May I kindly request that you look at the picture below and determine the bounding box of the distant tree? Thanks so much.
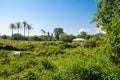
[59,33,73,42]
[41,29,46,35]
[11,34,22,40]
[50,33,54,41]
[80,31,87,39]
[70,34,75,39]
[29,35,41,41]
[26,24,33,40]
[16,22,21,34]
[53,28,64,40]
[16,22,22,41]
[86,34,92,39]
[39,36,46,41]
[23,21,27,37]
[9,23,16,36]
[1,35,9,39]
[76,34,81,38]
[51,33,53,37]
[46,32,52,41]
[47,32,50,37]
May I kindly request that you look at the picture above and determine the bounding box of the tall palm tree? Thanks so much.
[41,29,46,35]
[9,23,16,36]
[47,32,50,36]
[16,22,21,34]
[23,21,27,37]
[27,24,33,40]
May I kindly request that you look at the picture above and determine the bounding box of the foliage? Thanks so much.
[10,34,23,40]
[41,57,56,70]
[0,39,119,79]
[1,35,9,39]
[9,21,33,41]
[59,33,73,43]
[0,43,18,51]
[83,38,97,48]
[92,0,120,55]
[53,27,64,40]
[9,23,16,36]
[0,0,120,79]
[80,31,87,39]
[29,35,41,41]
[52,49,120,80]
[47,46,63,56]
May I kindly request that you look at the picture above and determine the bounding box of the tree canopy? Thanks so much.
[53,28,64,40]
[92,0,120,54]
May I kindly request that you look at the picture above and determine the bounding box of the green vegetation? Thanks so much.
[92,0,120,55]
[0,0,120,79]
[53,28,64,40]
[92,0,120,64]
[0,38,120,79]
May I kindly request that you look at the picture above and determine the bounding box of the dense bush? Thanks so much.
[0,43,3,49]
[1,35,9,39]
[0,40,119,79]
[10,34,22,40]
[3,44,18,50]
[29,36,41,41]
[83,38,97,48]
[52,52,120,80]
[41,58,56,70]
[58,43,76,49]
[47,46,63,56]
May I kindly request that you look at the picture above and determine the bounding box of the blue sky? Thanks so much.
[0,0,101,36]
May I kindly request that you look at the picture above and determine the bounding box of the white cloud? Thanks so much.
[79,28,87,33]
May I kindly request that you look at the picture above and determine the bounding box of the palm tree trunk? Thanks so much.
[17,29,19,41]
[18,29,19,34]
[28,29,29,40]
[24,27,25,37]
[12,28,13,36]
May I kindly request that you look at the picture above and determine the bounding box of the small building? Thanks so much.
[72,38,85,42]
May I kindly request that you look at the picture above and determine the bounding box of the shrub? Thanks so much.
[2,44,18,50]
[29,36,41,41]
[52,51,120,80]
[83,39,96,48]
[58,43,73,49]
[47,46,63,56]
[0,50,8,57]
[1,35,9,39]
[41,58,55,70]
[0,43,3,49]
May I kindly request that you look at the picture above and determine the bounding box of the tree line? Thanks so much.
[0,25,105,42]
[9,21,33,39]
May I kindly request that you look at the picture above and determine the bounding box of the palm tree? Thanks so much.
[16,22,21,34]
[41,29,46,35]
[23,21,27,37]
[9,23,16,36]
[26,24,33,40]
[47,32,50,37]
